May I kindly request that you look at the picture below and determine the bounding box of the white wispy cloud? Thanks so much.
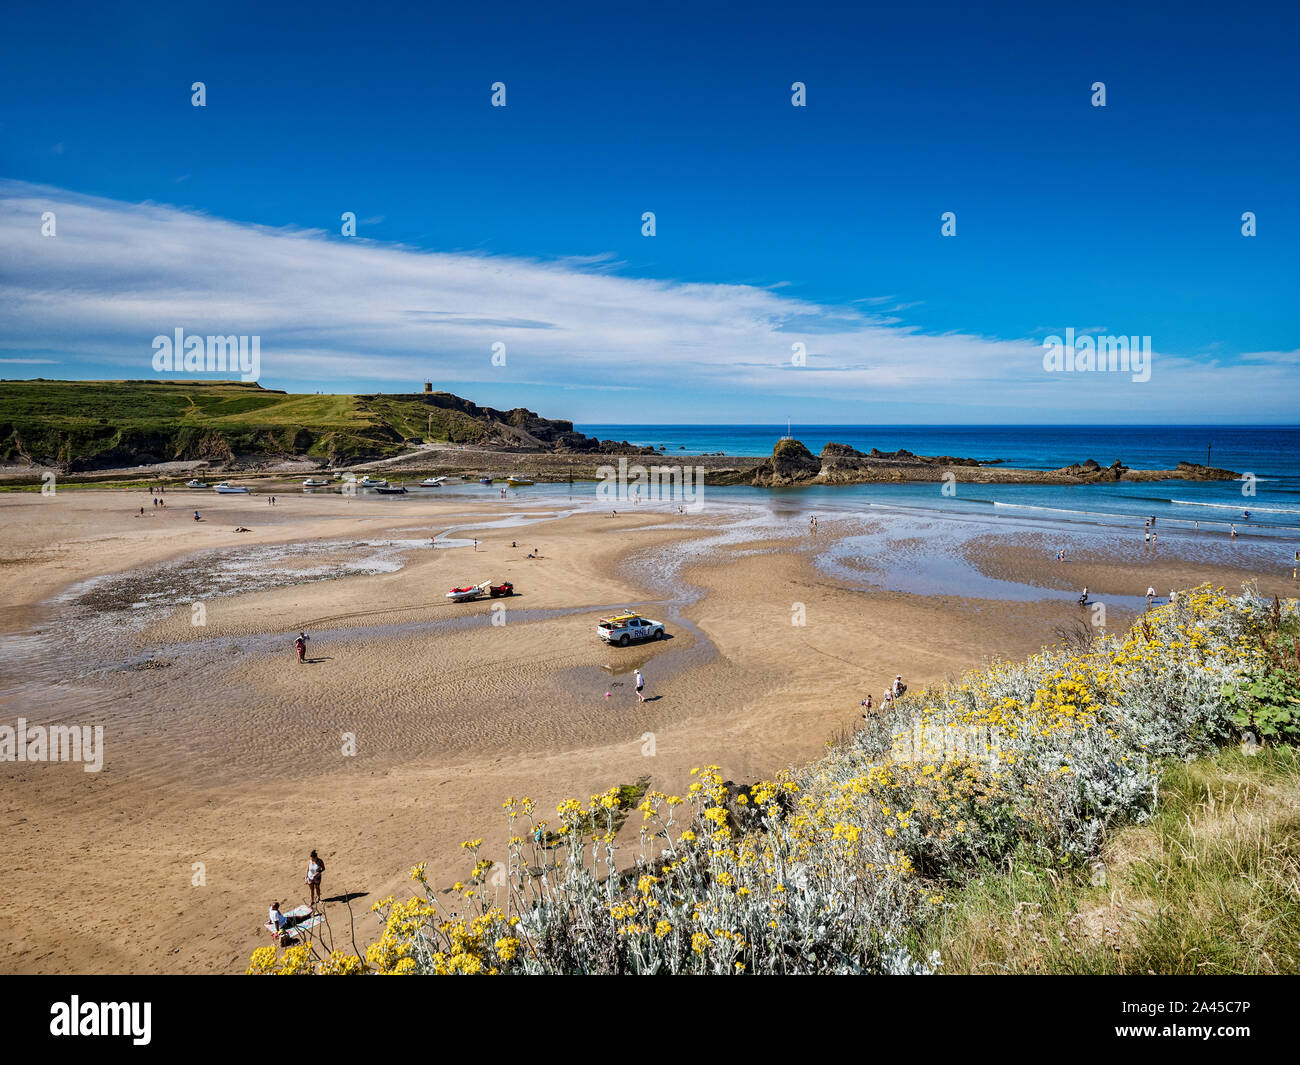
[1,180,1295,420]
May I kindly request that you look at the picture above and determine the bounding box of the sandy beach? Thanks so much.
[0,485,1292,974]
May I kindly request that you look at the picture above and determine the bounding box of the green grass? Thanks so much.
[0,380,517,468]
[912,745,1300,974]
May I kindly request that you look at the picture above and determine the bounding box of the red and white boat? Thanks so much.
[446,581,491,602]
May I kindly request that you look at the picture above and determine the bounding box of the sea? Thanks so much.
[576,424,1300,540]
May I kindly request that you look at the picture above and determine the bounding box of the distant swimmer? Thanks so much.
[1243,510,1251,520]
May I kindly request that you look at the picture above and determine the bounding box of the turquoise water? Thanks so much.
[575,424,1300,538]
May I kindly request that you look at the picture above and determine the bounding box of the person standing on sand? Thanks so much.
[634,669,645,702]
[861,694,873,719]
[1146,586,1155,607]
[1230,524,1237,539]
[306,850,324,907]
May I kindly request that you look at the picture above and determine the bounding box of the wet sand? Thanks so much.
[0,487,1289,973]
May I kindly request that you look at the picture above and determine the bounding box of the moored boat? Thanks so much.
[478,477,494,485]
[505,476,534,486]
[212,482,250,494]
[302,477,330,487]
[185,479,209,488]
[419,477,444,487]
[375,485,407,494]
[359,475,388,487]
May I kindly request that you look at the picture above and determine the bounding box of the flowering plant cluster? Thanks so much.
[248,585,1294,975]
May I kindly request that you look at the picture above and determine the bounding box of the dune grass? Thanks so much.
[916,744,1300,974]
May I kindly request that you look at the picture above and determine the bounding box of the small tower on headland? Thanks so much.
[423,381,432,393]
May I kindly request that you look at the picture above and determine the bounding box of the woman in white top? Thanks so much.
[306,850,324,907]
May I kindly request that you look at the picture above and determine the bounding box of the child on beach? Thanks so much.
[634,669,645,702]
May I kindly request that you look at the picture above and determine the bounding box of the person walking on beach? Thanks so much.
[1230,524,1237,539]
[861,693,873,719]
[295,630,310,663]
[306,850,324,907]
[634,669,645,703]
[1079,586,1089,606]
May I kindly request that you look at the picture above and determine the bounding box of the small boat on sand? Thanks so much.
[376,485,407,494]
[186,479,209,488]
[505,476,534,486]
[478,477,494,485]
[420,477,444,487]
[446,580,492,602]
[358,475,388,487]
[213,482,250,494]
[302,477,330,487]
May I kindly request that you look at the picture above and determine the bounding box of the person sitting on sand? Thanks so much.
[235,526,250,533]
[193,511,201,521]
[269,902,288,931]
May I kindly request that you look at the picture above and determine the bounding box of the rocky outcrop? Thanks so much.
[748,440,1241,487]
[751,439,823,486]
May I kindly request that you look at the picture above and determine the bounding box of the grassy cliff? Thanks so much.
[0,380,595,470]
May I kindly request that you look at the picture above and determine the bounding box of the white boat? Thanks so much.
[505,476,534,486]
[358,475,388,488]
[420,477,444,487]
[185,479,209,488]
[446,580,492,602]
[302,477,330,487]
[212,482,250,494]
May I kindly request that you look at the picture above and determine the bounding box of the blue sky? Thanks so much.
[1,0,1297,423]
